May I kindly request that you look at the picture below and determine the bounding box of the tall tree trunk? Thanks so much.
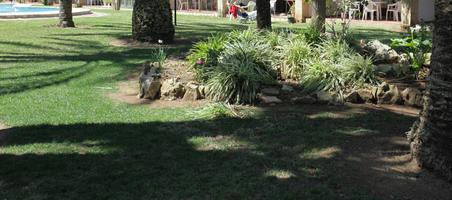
[408,0,452,181]
[311,0,325,32]
[256,0,271,30]
[59,0,75,28]
[113,0,122,10]
[132,0,175,44]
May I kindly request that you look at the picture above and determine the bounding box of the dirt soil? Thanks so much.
[108,37,199,48]
[108,58,452,199]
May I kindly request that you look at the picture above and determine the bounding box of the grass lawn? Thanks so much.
[0,10,417,199]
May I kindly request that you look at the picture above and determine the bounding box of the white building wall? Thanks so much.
[418,0,435,22]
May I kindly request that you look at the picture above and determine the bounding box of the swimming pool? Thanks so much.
[0,3,91,19]
[0,4,59,13]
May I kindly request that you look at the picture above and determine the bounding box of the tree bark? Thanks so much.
[310,0,325,32]
[408,0,452,181]
[113,0,122,10]
[256,0,272,30]
[59,0,75,28]
[132,0,175,44]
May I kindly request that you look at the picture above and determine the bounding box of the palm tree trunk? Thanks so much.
[132,0,175,44]
[59,0,75,28]
[311,0,325,32]
[256,0,271,30]
[408,0,452,181]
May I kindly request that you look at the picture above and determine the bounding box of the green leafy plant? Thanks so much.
[279,37,312,79]
[390,23,432,77]
[221,29,278,77]
[299,24,325,44]
[187,33,227,82]
[150,47,167,68]
[207,59,273,104]
[299,40,378,94]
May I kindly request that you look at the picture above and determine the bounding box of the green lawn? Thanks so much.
[0,10,414,199]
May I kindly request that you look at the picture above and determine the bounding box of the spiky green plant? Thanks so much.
[207,59,273,104]
[279,37,312,79]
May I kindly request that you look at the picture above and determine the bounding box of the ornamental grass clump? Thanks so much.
[299,40,378,93]
[207,59,274,104]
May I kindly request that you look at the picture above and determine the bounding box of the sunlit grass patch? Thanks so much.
[265,169,296,179]
[0,140,119,155]
[188,135,255,151]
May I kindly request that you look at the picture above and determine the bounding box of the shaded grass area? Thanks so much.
[0,9,414,199]
[1,106,416,199]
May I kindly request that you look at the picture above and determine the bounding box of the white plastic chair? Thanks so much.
[178,0,188,10]
[348,1,361,20]
[386,1,401,21]
[362,1,379,21]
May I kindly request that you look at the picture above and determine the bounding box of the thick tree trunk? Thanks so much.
[408,0,452,181]
[113,0,122,10]
[132,0,175,44]
[59,0,75,28]
[256,0,271,30]
[311,0,325,32]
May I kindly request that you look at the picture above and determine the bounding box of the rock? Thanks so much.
[259,95,282,104]
[424,53,432,67]
[376,83,403,104]
[261,87,280,96]
[344,91,363,103]
[291,95,316,104]
[183,82,201,101]
[160,78,185,100]
[138,61,162,99]
[281,84,294,92]
[363,40,399,63]
[315,91,334,104]
[401,88,423,107]
[356,88,377,103]
[374,64,401,74]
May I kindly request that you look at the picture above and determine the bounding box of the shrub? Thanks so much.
[299,40,378,93]
[207,59,273,104]
[220,29,278,77]
[187,33,227,82]
[279,37,312,79]
[390,23,432,77]
[299,24,325,44]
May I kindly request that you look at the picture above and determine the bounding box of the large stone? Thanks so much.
[374,63,401,74]
[315,91,335,104]
[363,40,399,63]
[281,84,294,92]
[291,95,316,104]
[357,88,375,103]
[376,83,403,104]
[401,88,423,107]
[344,91,363,103]
[160,78,185,100]
[138,61,162,99]
[183,82,201,101]
[261,87,280,96]
[259,95,282,104]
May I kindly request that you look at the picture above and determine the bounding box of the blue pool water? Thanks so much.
[0,3,58,13]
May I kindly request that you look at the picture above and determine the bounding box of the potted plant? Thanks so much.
[287,14,296,23]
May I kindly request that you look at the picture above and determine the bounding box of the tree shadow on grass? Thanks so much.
[2,105,449,199]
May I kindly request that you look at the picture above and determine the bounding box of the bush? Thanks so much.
[279,37,312,79]
[207,59,273,104]
[299,40,378,93]
[187,33,227,82]
[220,29,278,77]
